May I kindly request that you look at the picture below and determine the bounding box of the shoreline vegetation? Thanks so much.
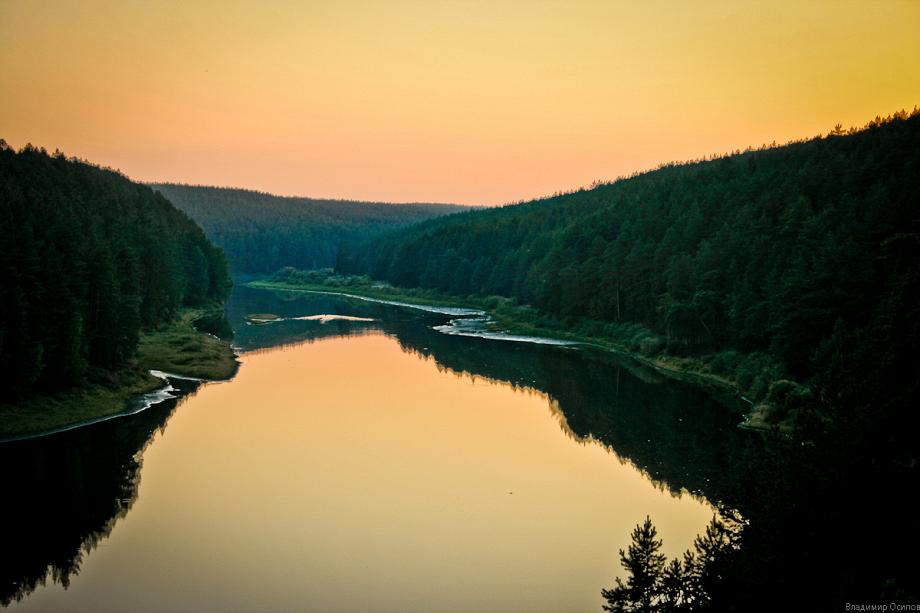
[249,271,791,432]
[1,144,236,443]
[328,114,920,444]
[0,307,237,442]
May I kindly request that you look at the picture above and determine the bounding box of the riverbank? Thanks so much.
[249,277,797,433]
[0,307,238,441]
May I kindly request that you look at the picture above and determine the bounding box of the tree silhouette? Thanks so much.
[338,109,920,414]
[601,516,666,612]
[601,516,739,612]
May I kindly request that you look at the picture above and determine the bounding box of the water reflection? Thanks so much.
[0,379,199,606]
[1,284,754,611]
[231,285,752,506]
[227,290,397,352]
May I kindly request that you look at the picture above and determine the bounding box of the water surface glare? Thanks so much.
[8,299,720,612]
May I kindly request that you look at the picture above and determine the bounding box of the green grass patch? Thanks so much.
[0,307,237,441]
[0,369,164,440]
[137,308,237,380]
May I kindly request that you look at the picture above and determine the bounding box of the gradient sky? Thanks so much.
[2,1,918,205]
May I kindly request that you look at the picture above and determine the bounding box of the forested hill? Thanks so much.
[338,111,920,427]
[150,184,471,275]
[0,143,231,399]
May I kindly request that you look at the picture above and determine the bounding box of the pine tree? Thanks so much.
[683,517,737,609]
[601,516,666,612]
[659,558,691,611]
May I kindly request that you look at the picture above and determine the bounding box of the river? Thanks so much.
[1,285,750,612]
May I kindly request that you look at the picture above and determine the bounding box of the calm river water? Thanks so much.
[1,285,747,612]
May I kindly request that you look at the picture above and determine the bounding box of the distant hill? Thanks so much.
[150,184,472,275]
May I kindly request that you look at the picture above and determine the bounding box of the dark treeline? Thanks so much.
[0,144,231,399]
[151,183,471,275]
[339,111,920,402]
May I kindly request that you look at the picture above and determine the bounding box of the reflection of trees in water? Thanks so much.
[371,307,918,605]
[1,286,864,610]
[239,324,381,356]
[0,380,200,607]
[231,285,757,509]
[389,321,759,510]
[228,287,402,353]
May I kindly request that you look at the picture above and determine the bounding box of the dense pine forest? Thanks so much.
[151,184,471,275]
[0,143,231,400]
[338,112,920,418]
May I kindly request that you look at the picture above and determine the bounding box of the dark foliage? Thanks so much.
[150,183,472,275]
[601,516,738,612]
[0,378,197,606]
[338,111,920,390]
[601,516,667,612]
[0,143,231,399]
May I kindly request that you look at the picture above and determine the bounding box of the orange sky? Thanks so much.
[1,0,918,205]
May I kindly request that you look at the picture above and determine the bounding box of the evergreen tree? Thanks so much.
[602,516,739,612]
[337,109,920,412]
[601,516,666,612]
[0,143,231,400]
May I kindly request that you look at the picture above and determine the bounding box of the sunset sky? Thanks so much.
[2,0,918,205]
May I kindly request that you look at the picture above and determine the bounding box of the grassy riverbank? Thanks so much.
[0,308,237,440]
[250,273,800,433]
[137,308,238,380]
